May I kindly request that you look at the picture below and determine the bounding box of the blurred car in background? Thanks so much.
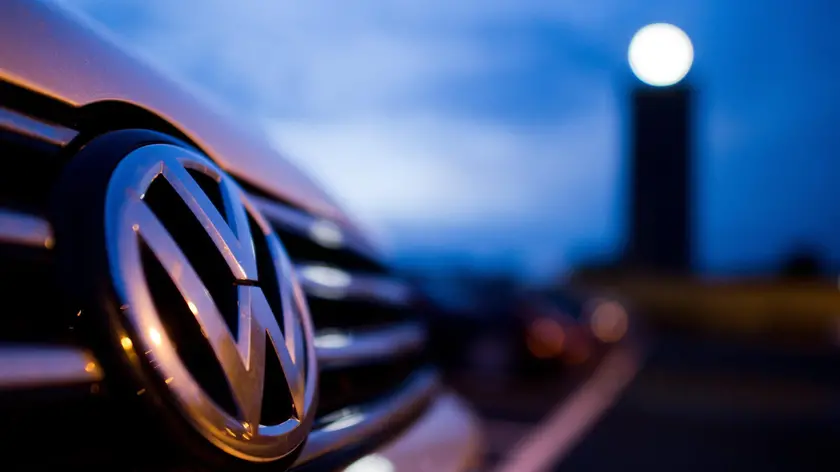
[517,290,630,368]
[0,1,481,470]
[424,278,629,378]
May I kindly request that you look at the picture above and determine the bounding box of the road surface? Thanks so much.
[455,329,840,471]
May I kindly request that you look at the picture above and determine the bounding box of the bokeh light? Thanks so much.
[628,23,694,87]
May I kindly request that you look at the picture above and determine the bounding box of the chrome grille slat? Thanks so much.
[315,322,426,369]
[297,263,413,306]
[0,106,78,146]
[0,345,102,389]
[249,195,382,264]
[296,369,439,465]
[0,210,53,248]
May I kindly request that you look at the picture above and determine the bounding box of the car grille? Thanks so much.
[0,98,120,467]
[247,195,437,467]
[0,84,437,469]
[0,102,77,346]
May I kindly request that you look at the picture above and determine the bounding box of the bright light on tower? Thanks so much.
[628,23,693,87]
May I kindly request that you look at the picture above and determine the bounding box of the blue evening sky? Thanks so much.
[59,0,840,280]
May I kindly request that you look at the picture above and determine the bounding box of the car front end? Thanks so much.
[0,1,482,470]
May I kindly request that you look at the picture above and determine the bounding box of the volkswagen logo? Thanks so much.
[101,142,318,462]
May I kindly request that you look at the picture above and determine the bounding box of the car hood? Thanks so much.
[0,0,359,230]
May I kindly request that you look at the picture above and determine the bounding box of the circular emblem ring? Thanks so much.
[104,144,318,462]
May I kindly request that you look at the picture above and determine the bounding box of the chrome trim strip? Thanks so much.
[297,264,414,306]
[249,195,382,263]
[0,210,54,248]
[0,106,78,146]
[0,345,103,389]
[315,323,426,369]
[296,369,440,465]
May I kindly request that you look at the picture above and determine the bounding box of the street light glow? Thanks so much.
[628,23,694,87]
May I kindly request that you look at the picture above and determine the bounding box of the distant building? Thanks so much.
[570,83,694,281]
[625,84,693,274]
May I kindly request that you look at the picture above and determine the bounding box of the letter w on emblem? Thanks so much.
[127,155,306,429]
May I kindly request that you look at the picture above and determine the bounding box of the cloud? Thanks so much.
[62,0,619,116]
[264,101,619,227]
[62,0,625,271]
[61,0,840,275]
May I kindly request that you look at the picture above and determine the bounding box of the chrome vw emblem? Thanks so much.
[104,144,317,461]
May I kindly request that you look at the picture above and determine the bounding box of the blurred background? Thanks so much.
[60,0,840,470]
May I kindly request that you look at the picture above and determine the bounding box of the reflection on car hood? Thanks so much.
[0,0,358,230]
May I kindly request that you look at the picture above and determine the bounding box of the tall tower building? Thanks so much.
[627,85,693,273]
[624,23,695,274]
